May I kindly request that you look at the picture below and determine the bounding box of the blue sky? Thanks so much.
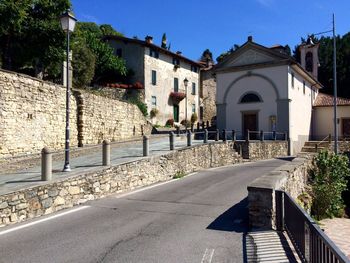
[71,0,349,61]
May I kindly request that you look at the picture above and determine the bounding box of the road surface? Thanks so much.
[0,158,290,263]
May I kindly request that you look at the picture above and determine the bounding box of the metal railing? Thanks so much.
[276,190,349,263]
[315,134,332,151]
[246,130,288,141]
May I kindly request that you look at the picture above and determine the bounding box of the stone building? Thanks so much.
[199,60,217,124]
[105,35,202,126]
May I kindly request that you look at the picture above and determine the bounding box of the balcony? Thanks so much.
[169,89,186,103]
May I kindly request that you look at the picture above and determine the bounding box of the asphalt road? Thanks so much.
[0,158,290,263]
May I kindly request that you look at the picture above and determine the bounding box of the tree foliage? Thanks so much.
[311,151,350,220]
[72,22,127,86]
[294,33,350,99]
[216,44,240,63]
[0,0,70,79]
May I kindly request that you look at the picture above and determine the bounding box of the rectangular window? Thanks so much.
[291,73,294,88]
[150,49,159,58]
[191,82,196,95]
[192,104,196,113]
[191,65,198,73]
[151,96,157,106]
[116,48,122,58]
[174,78,179,92]
[303,81,306,94]
[151,70,157,85]
[173,57,180,65]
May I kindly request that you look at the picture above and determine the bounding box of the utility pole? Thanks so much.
[333,13,338,154]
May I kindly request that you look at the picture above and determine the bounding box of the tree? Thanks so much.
[0,0,71,79]
[99,24,123,37]
[216,44,240,63]
[73,22,127,85]
[200,49,213,62]
[72,37,95,88]
[293,33,350,99]
[161,33,167,49]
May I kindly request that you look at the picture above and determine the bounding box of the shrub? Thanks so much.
[150,108,159,118]
[127,97,148,117]
[190,112,198,124]
[311,151,350,220]
[180,119,191,128]
[173,170,185,179]
[166,119,174,127]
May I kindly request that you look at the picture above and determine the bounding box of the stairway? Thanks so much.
[300,141,330,154]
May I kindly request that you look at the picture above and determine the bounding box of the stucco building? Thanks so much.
[105,35,201,126]
[215,36,326,154]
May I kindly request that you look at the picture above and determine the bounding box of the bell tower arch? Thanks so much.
[299,36,320,80]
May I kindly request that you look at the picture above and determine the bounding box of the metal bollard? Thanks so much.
[197,122,200,131]
[143,135,149,156]
[169,132,174,150]
[222,129,227,142]
[232,130,236,141]
[215,129,219,141]
[187,131,192,146]
[260,130,264,141]
[102,140,110,166]
[204,129,208,143]
[202,122,205,129]
[41,147,52,181]
[206,120,210,128]
[273,130,277,141]
[176,126,180,137]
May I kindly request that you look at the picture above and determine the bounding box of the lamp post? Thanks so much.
[60,10,77,172]
[184,78,189,132]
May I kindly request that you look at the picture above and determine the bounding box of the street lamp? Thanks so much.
[184,78,189,132]
[60,10,77,172]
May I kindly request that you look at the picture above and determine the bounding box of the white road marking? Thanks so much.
[0,206,90,236]
[201,248,215,263]
[115,172,198,199]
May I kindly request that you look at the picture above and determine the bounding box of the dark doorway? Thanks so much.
[173,105,179,122]
[342,118,350,138]
[243,112,258,139]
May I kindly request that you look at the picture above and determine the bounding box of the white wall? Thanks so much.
[144,48,199,125]
[216,66,288,137]
[288,67,316,153]
[313,106,350,139]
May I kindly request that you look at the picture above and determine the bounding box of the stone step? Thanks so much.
[300,146,326,153]
[304,141,329,147]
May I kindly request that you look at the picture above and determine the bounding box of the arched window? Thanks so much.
[239,93,262,103]
[306,51,313,72]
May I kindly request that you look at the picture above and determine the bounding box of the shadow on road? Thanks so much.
[275,156,295,161]
[206,197,248,233]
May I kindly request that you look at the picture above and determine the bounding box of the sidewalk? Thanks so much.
[320,218,350,259]
[0,135,203,196]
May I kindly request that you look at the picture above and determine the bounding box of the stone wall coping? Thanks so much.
[0,141,229,197]
[248,157,309,191]
[248,171,288,190]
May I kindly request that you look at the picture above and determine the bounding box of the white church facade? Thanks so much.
[215,36,350,155]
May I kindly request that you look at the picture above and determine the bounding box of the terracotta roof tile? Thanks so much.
[314,92,350,107]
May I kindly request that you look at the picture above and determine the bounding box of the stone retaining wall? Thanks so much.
[0,142,242,227]
[247,156,313,230]
[234,141,288,160]
[0,69,152,158]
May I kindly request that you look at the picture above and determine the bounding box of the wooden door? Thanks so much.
[342,118,350,138]
[243,113,258,139]
[173,105,179,122]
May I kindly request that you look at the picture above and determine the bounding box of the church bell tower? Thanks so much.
[299,36,320,80]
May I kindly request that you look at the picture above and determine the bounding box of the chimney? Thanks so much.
[176,51,182,55]
[248,36,253,42]
[145,35,153,44]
